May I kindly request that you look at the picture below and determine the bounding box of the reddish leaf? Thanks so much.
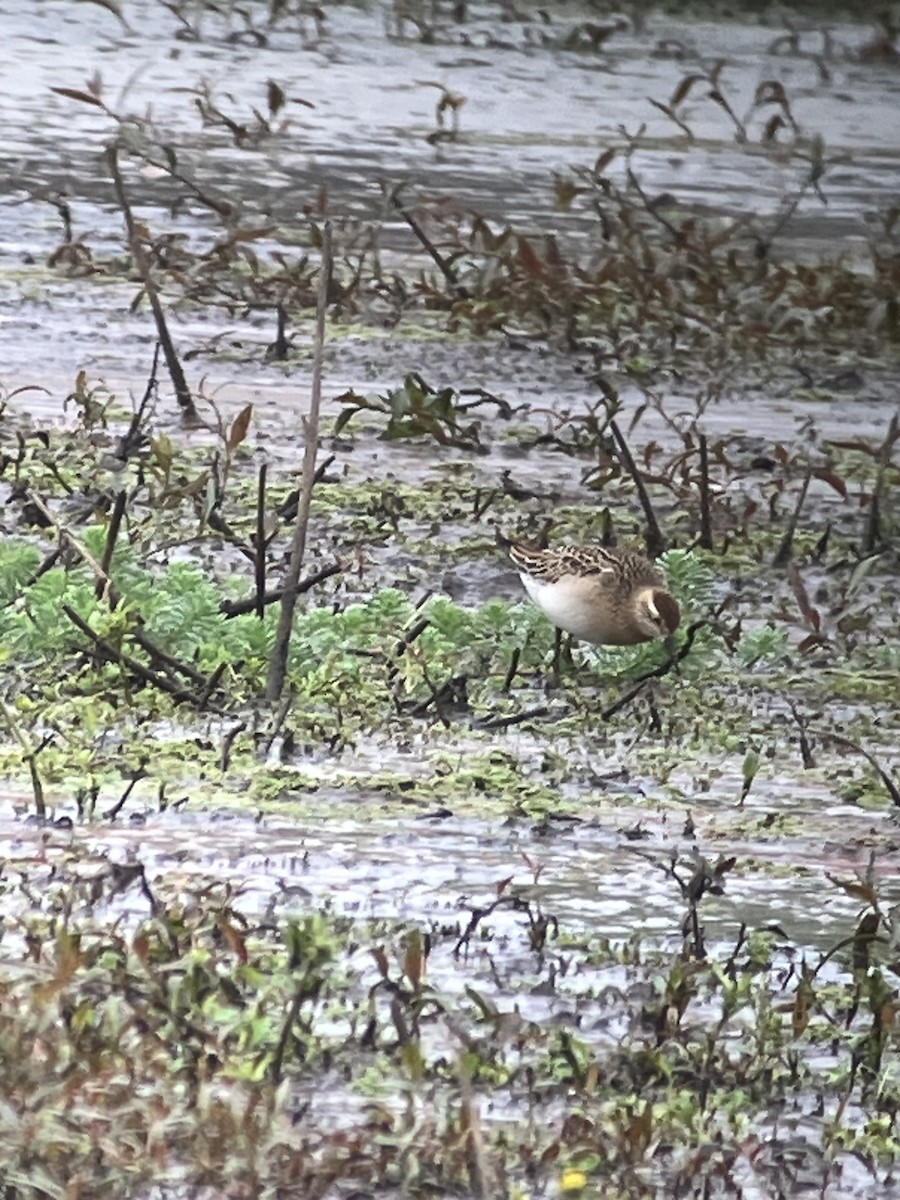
[593,147,616,175]
[219,918,248,964]
[266,79,286,116]
[51,87,105,107]
[671,74,706,107]
[813,468,848,499]
[648,99,676,121]
[825,875,877,905]
[227,403,253,452]
[517,237,544,277]
[789,564,820,631]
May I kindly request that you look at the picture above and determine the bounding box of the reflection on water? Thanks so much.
[2,792,893,955]
[1,0,898,384]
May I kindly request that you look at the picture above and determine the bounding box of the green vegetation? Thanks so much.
[1,842,898,1197]
[1,1,899,1195]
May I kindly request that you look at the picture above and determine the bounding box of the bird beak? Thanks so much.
[664,632,679,660]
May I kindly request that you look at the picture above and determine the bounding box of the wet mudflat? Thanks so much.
[2,1,900,1197]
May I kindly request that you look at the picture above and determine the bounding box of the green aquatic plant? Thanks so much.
[658,547,717,612]
[0,534,786,720]
[333,373,495,451]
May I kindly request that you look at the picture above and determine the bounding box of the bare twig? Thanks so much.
[772,468,811,567]
[266,223,332,700]
[107,144,199,422]
[862,414,899,555]
[475,705,550,731]
[21,548,62,590]
[501,646,521,693]
[116,342,160,460]
[609,419,666,559]
[260,688,295,759]
[104,764,148,820]
[27,490,211,689]
[0,699,50,817]
[601,619,710,721]
[811,730,900,807]
[384,182,469,297]
[255,462,267,619]
[220,563,342,618]
[697,433,714,551]
[198,662,228,712]
[97,490,127,599]
[270,985,308,1085]
[788,701,816,769]
[61,603,226,713]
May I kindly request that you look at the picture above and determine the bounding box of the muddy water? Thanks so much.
[1,0,899,392]
[1,0,898,508]
[3,773,896,957]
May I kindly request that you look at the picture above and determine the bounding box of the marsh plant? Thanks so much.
[0,845,899,1197]
[0,535,723,714]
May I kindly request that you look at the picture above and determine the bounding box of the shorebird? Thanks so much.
[504,539,681,649]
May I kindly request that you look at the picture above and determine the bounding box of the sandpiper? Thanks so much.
[504,539,681,647]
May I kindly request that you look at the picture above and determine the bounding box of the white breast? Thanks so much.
[521,574,609,643]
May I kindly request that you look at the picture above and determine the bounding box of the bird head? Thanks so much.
[635,588,681,642]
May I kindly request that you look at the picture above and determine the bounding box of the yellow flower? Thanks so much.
[560,1169,588,1193]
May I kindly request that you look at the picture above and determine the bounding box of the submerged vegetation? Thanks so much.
[2,852,900,1197]
[1,0,900,1196]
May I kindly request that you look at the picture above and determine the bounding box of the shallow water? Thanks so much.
[4,777,896,957]
[2,13,900,1198]
[1,0,898,390]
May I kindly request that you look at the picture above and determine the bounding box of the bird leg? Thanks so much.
[502,644,522,693]
[551,628,563,684]
[550,630,576,686]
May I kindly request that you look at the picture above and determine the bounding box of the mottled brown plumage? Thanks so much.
[505,540,680,646]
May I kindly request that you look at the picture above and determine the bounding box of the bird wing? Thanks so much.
[508,542,621,583]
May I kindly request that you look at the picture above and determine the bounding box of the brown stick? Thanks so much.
[609,419,666,559]
[107,144,199,422]
[385,182,468,296]
[27,491,212,690]
[772,468,811,567]
[255,462,267,619]
[811,730,900,807]
[97,490,127,599]
[221,563,342,619]
[266,223,332,701]
[862,414,899,555]
[22,548,62,589]
[697,433,714,551]
[600,619,709,721]
[130,627,208,687]
[475,705,550,731]
[117,342,161,460]
[61,604,225,712]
